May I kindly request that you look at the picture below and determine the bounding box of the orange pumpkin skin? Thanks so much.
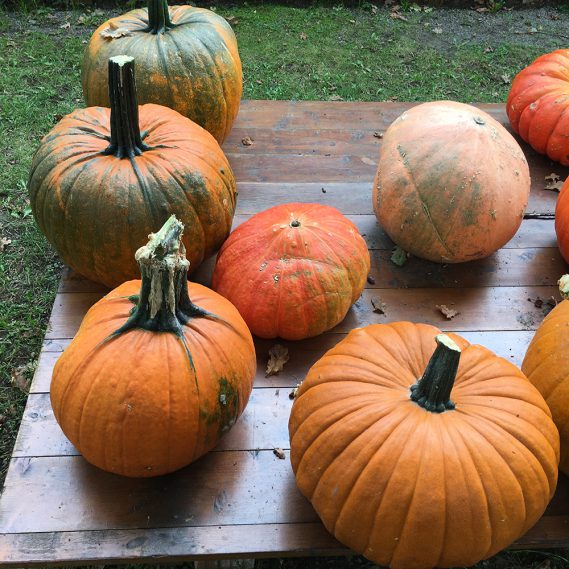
[522,282,569,476]
[28,104,236,288]
[82,3,242,144]
[373,101,530,263]
[555,177,569,263]
[507,49,569,166]
[211,203,370,340]
[51,219,255,478]
[290,322,559,569]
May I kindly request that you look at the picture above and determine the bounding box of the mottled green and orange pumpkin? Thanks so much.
[51,216,256,477]
[289,321,559,569]
[507,49,569,166]
[29,55,236,288]
[373,101,530,263]
[212,203,370,340]
[82,0,242,144]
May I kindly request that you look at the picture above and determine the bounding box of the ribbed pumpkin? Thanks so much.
[555,176,569,263]
[82,0,242,144]
[373,101,530,263]
[51,216,256,478]
[212,203,370,340]
[522,275,569,476]
[289,322,559,569]
[29,56,236,288]
[507,49,569,166]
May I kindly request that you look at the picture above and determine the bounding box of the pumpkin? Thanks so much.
[81,0,242,144]
[289,322,559,569]
[522,274,569,476]
[50,216,256,477]
[373,101,530,263]
[29,55,236,288]
[507,49,569,166]
[211,203,370,340]
[555,176,569,263]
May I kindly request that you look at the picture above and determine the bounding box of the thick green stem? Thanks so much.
[113,216,210,336]
[103,56,149,159]
[145,0,174,34]
[410,334,460,413]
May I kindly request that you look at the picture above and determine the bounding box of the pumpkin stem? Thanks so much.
[112,215,212,337]
[559,274,569,300]
[410,334,460,413]
[146,0,174,34]
[103,56,150,160]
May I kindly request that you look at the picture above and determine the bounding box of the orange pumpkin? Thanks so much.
[289,322,559,569]
[373,101,530,263]
[51,216,256,477]
[29,56,236,288]
[507,49,569,166]
[522,275,569,475]
[212,203,370,340]
[555,176,569,263]
[82,0,242,144]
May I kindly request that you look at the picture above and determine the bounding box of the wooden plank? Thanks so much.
[0,452,315,534]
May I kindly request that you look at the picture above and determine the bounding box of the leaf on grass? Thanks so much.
[266,344,289,377]
[100,22,132,39]
[390,11,408,21]
[436,304,459,320]
[299,32,307,40]
[0,237,12,252]
[432,27,443,34]
[545,173,564,192]
[11,365,32,393]
[371,296,386,314]
[60,22,71,29]
[241,136,254,146]
[273,448,286,460]
[391,246,409,267]
[370,4,378,14]
[501,73,511,84]
[226,15,239,25]
[328,94,343,101]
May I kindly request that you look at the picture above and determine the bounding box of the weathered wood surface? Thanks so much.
[2,100,569,567]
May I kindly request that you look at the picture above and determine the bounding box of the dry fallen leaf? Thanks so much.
[436,304,459,320]
[289,383,301,400]
[390,11,408,21]
[226,15,239,25]
[266,344,289,377]
[545,173,564,191]
[328,94,343,101]
[371,4,379,14]
[432,27,443,34]
[0,237,12,252]
[241,136,254,147]
[100,22,132,39]
[60,22,71,29]
[371,296,386,314]
[273,448,286,460]
[11,365,32,393]
[299,32,307,40]
[501,73,511,84]
[373,131,384,139]
[391,246,409,267]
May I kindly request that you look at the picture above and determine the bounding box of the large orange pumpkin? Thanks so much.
[555,176,569,263]
[373,101,530,263]
[212,203,370,340]
[507,49,569,166]
[51,216,256,478]
[82,0,242,144]
[29,56,236,288]
[522,275,569,476]
[289,322,559,569]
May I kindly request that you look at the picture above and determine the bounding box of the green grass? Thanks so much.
[0,2,568,568]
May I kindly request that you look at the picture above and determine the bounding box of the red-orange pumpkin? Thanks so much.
[29,56,236,288]
[522,275,569,475]
[555,176,569,263]
[373,101,530,263]
[51,216,256,477]
[507,49,569,166]
[290,322,559,569]
[212,203,370,340]
[82,0,242,144]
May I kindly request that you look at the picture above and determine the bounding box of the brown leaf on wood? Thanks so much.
[373,131,384,138]
[361,156,376,166]
[436,304,459,319]
[0,237,12,252]
[100,22,132,39]
[371,296,386,314]
[241,136,254,146]
[11,365,32,393]
[273,448,286,460]
[391,246,409,267]
[545,173,564,192]
[289,383,301,399]
[266,344,289,377]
